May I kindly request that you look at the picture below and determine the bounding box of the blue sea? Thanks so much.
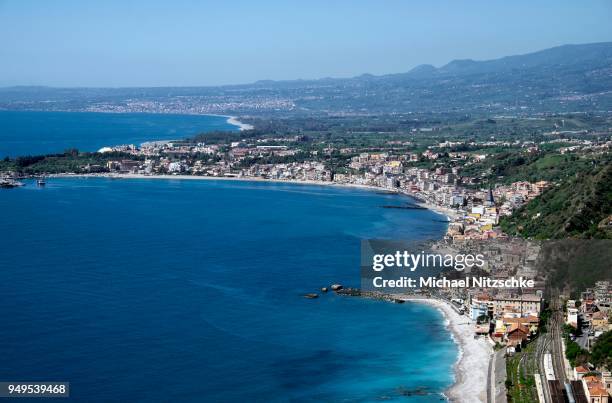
[0,110,237,157]
[0,112,457,401]
[0,178,456,402]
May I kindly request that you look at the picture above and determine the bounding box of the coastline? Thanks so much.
[400,296,493,403]
[199,113,253,131]
[225,116,254,131]
[0,109,254,132]
[44,173,478,399]
[50,173,457,221]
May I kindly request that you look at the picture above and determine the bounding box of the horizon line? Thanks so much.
[1,40,610,90]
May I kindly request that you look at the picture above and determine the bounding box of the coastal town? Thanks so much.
[5,132,612,403]
[442,278,612,403]
[3,2,612,402]
[36,130,598,242]
[4,122,610,243]
[1,115,610,403]
[351,242,611,403]
[421,235,611,403]
[2,122,611,403]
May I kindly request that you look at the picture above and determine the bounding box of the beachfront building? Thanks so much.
[502,316,539,333]
[92,137,557,242]
[492,316,539,345]
[469,294,492,321]
[492,294,542,317]
[168,161,187,173]
[470,300,489,322]
[505,324,530,347]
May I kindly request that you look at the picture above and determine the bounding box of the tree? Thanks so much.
[590,330,612,371]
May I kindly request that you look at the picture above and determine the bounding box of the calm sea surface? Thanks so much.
[0,178,456,402]
[0,111,456,401]
[0,110,236,157]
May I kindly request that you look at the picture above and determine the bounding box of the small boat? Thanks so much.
[37,177,46,186]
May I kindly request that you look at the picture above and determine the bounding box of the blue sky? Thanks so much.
[1,0,611,87]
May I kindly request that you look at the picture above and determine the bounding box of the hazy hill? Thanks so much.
[413,42,612,76]
[1,42,612,115]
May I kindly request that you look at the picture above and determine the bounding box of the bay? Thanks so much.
[0,177,457,402]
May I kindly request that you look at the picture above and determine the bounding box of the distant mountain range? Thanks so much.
[408,42,612,77]
[1,42,612,116]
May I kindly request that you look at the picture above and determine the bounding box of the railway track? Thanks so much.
[537,332,552,403]
[549,295,567,384]
[537,291,568,403]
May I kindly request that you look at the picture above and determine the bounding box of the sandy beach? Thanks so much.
[225,116,254,131]
[401,297,493,403]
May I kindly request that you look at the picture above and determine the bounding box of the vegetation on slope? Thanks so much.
[590,330,612,371]
[563,327,612,371]
[500,157,612,239]
[535,239,612,295]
